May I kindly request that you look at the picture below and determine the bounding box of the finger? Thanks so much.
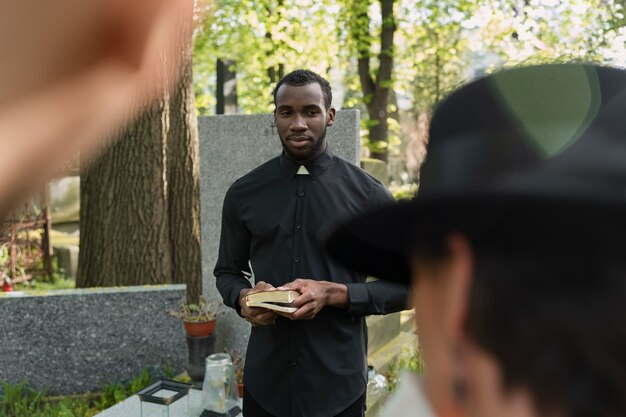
[278,281,299,290]
[282,278,309,290]
[242,305,270,318]
[291,292,315,308]
[252,310,276,321]
[291,303,316,320]
[247,309,270,319]
[255,281,275,291]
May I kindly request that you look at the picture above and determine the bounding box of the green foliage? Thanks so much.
[0,369,156,417]
[192,0,626,170]
[193,0,342,114]
[95,369,153,410]
[385,347,424,392]
[367,139,389,155]
[0,245,9,276]
[340,0,375,58]
[0,381,95,417]
[386,117,402,157]
[388,182,418,201]
[12,256,75,292]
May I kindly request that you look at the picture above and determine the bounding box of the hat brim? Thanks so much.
[325,193,626,284]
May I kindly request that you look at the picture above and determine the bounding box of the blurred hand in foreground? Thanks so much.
[0,0,195,215]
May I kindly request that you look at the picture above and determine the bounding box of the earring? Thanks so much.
[450,345,468,403]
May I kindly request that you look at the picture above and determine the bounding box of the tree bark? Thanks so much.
[168,44,202,303]
[78,36,202,302]
[355,0,396,162]
[78,98,174,288]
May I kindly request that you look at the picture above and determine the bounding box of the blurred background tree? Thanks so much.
[193,0,625,174]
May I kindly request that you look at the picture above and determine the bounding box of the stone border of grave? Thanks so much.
[0,284,187,395]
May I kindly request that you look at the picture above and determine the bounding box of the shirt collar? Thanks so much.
[279,146,334,179]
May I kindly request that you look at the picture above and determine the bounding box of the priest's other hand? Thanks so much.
[278,278,348,320]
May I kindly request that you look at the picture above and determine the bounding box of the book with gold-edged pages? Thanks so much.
[244,290,299,313]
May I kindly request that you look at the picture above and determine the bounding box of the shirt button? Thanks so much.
[294,257,300,263]
[296,224,302,230]
[298,191,305,197]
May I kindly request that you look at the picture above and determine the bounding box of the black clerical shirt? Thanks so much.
[214,147,409,417]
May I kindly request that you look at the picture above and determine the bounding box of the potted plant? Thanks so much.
[169,296,219,337]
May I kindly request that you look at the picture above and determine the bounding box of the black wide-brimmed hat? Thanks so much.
[326,64,626,283]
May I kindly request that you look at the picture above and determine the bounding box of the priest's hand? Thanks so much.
[239,281,277,326]
[278,278,348,320]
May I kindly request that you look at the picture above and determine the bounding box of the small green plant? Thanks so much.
[168,296,218,322]
[95,368,153,410]
[385,347,424,392]
[0,381,45,416]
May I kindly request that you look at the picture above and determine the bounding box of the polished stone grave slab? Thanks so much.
[95,388,242,417]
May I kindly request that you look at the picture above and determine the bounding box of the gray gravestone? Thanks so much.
[0,285,186,394]
[199,110,360,354]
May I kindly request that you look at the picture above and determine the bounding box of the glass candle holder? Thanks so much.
[201,353,240,414]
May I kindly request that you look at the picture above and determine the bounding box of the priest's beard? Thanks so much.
[280,128,328,163]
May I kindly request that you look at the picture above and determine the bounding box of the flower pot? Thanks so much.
[238,383,244,398]
[183,319,216,337]
[186,334,217,382]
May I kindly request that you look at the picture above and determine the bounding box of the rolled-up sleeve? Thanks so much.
[214,187,253,314]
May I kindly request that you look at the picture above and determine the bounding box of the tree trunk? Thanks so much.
[78,99,174,287]
[168,44,202,303]
[78,37,202,302]
[216,59,238,115]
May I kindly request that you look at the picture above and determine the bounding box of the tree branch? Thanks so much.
[358,57,375,98]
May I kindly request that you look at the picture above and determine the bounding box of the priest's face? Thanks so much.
[274,83,335,163]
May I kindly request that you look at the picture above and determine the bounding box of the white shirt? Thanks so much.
[380,372,437,417]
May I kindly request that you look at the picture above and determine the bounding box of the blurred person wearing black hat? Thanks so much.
[327,64,626,417]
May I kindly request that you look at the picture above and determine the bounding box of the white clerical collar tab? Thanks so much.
[297,165,310,175]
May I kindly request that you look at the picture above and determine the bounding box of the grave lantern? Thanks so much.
[201,353,241,417]
[138,379,191,417]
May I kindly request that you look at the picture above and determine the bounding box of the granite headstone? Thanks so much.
[0,285,187,394]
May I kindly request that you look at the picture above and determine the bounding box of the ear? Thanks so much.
[327,107,336,126]
[442,233,474,345]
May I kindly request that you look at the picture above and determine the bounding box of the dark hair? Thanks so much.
[466,248,626,417]
[273,69,332,110]
[415,210,626,417]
